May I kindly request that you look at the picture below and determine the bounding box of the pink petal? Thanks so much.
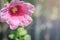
[19,15,33,27]
[10,25,18,30]
[6,17,20,30]
[0,7,9,22]
[6,15,32,30]
[9,0,24,7]
[24,3,35,15]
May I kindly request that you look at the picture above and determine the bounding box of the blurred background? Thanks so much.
[0,0,60,40]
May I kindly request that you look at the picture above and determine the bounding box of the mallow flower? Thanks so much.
[0,0,35,30]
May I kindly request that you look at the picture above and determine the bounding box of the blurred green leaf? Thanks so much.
[7,0,11,2]
[9,31,17,39]
[17,27,27,36]
[9,33,15,39]
[24,35,31,40]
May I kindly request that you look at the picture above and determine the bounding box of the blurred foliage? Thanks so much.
[5,0,35,5]
[4,0,11,3]
[0,22,3,31]
[7,0,11,2]
[25,0,35,5]
[9,27,31,40]
[41,7,46,16]
[50,7,58,20]
[40,0,46,16]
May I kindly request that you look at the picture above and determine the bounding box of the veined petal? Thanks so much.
[9,0,24,7]
[6,16,20,30]
[0,7,9,22]
[10,25,18,30]
[24,3,35,15]
[19,15,33,27]
[6,15,32,30]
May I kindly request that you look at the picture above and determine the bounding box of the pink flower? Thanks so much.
[0,0,35,30]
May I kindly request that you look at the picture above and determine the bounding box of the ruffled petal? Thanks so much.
[10,25,18,30]
[0,7,9,22]
[6,16,20,30]
[6,15,32,30]
[24,3,35,15]
[19,15,33,27]
[10,0,24,7]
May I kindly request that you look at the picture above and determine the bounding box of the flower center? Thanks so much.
[9,5,19,16]
[9,5,26,16]
[12,7,18,13]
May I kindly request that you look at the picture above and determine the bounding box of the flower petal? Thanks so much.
[0,7,9,22]
[24,3,35,15]
[19,15,33,27]
[10,0,24,7]
[6,16,20,30]
[6,15,32,30]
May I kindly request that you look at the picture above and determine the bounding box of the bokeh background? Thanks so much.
[0,0,60,40]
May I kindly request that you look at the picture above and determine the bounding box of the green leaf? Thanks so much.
[9,31,17,39]
[9,33,15,39]
[17,29,27,36]
[24,35,31,40]
[15,38,19,40]
[17,27,25,32]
